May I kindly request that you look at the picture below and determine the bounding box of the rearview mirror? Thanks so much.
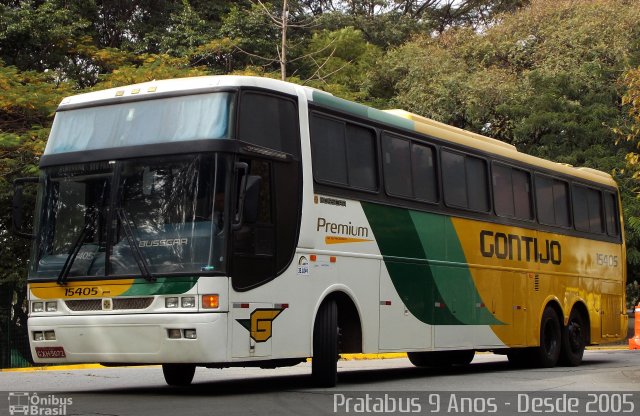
[12,177,39,239]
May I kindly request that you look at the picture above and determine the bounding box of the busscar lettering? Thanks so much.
[139,238,188,247]
[480,230,561,265]
[317,217,369,238]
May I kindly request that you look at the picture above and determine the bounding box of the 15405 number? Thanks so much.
[64,287,99,297]
[596,253,618,267]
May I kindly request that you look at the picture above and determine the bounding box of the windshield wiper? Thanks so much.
[116,208,155,282]
[57,212,97,285]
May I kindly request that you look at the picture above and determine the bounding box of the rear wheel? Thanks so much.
[162,364,196,386]
[533,307,562,367]
[559,309,586,366]
[408,350,475,368]
[312,299,339,387]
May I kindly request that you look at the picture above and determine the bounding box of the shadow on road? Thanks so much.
[80,356,613,397]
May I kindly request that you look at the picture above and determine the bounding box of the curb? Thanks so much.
[1,348,631,372]
[0,364,106,373]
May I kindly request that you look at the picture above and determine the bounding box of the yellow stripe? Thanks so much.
[325,236,373,245]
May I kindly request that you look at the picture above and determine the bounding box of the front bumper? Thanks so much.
[29,313,228,364]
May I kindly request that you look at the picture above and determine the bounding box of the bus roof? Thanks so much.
[57,75,616,188]
[308,90,617,188]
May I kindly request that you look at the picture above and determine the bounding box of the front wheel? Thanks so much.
[162,364,196,386]
[312,299,339,387]
[559,309,586,366]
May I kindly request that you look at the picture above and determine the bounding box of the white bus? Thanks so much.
[15,76,626,387]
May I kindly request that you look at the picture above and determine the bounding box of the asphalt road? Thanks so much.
[1,350,639,416]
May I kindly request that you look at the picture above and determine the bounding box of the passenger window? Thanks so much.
[493,163,533,220]
[310,112,377,191]
[383,134,438,202]
[572,185,604,234]
[512,169,532,220]
[536,175,570,227]
[310,115,348,185]
[346,124,377,190]
[442,149,489,212]
[442,151,467,208]
[411,143,438,202]
[604,192,620,236]
[238,92,299,155]
[382,134,412,197]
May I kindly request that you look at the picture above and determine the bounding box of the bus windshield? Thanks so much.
[44,92,233,155]
[30,153,230,280]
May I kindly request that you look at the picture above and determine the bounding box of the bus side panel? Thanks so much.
[451,217,625,347]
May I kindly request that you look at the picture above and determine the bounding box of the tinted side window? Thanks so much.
[572,185,589,232]
[586,187,603,233]
[604,192,620,236]
[310,112,377,191]
[573,185,604,234]
[493,164,514,217]
[467,157,489,212]
[346,124,377,190]
[310,115,348,185]
[512,169,532,220]
[536,175,570,227]
[442,149,488,212]
[411,143,438,202]
[238,92,298,155]
[553,180,570,227]
[442,150,467,208]
[382,134,412,197]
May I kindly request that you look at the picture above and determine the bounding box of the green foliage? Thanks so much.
[157,0,212,56]
[219,2,280,70]
[368,0,640,281]
[0,0,91,72]
[301,27,382,100]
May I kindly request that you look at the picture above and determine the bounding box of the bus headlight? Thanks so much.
[181,297,195,308]
[33,332,44,341]
[165,297,179,308]
[46,301,57,312]
[32,302,44,313]
[44,331,56,341]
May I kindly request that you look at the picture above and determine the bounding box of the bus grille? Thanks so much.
[65,297,154,311]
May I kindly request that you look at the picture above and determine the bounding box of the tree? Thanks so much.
[368,0,640,282]
[0,62,73,366]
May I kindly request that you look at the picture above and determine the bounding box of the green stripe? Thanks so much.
[311,91,414,131]
[121,276,199,296]
[363,203,502,325]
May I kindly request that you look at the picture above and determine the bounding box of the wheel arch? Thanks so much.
[311,286,363,354]
[568,300,591,345]
[544,298,564,325]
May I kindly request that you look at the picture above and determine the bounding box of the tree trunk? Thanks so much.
[281,0,288,80]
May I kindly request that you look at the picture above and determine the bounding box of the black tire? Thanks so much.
[162,364,196,386]
[408,350,475,368]
[312,299,339,387]
[506,348,533,367]
[533,307,562,368]
[559,309,586,367]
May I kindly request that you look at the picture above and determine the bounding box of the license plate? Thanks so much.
[35,346,66,359]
